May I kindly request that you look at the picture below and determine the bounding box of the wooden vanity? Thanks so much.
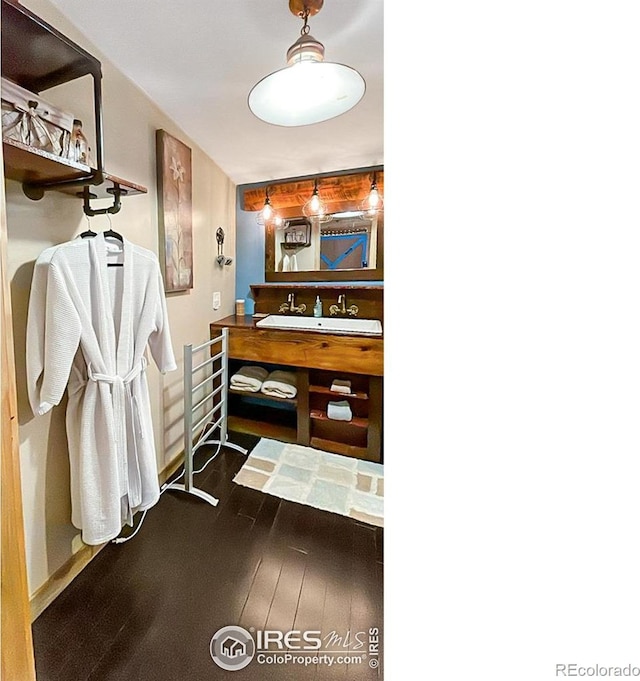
[211,286,383,462]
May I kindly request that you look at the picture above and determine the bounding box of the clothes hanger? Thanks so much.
[103,215,123,243]
[103,215,124,267]
[79,215,97,239]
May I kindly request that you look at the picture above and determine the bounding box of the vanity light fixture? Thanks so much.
[361,172,384,216]
[248,0,366,127]
[302,178,330,222]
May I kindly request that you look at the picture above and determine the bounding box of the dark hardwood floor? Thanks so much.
[32,433,384,680]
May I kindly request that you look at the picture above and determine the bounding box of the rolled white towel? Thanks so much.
[261,370,297,399]
[230,365,269,392]
[330,378,352,394]
[327,400,353,422]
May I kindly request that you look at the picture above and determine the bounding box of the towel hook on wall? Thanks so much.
[215,227,233,266]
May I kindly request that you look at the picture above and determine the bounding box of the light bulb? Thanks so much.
[256,189,281,227]
[367,188,381,209]
[308,194,321,213]
[303,180,329,221]
[361,176,384,215]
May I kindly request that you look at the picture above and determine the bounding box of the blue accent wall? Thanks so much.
[235,188,265,315]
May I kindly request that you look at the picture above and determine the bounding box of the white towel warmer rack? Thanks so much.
[165,328,247,506]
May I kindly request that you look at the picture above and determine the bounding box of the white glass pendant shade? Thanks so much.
[249,61,365,127]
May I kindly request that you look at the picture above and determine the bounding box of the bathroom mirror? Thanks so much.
[267,212,383,281]
[241,167,384,282]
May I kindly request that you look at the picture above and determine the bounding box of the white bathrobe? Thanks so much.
[27,233,176,545]
[26,243,61,415]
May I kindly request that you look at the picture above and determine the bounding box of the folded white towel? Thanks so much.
[261,370,297,399]
[330,378,352,395]
[230,365,269,392]
[327,400,353,422]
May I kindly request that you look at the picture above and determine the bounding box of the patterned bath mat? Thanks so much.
[233,438,383,527]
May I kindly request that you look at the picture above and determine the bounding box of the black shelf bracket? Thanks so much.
[81,184,125,216]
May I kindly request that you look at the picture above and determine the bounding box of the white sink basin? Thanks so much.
[256,315,382,336]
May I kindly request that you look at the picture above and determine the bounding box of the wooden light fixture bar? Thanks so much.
[242,170,384,219]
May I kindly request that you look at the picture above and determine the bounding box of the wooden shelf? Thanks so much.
[308,384,368,400]
[228,415,297,443]
[3,138,90,183]
[1,0,147,204]
[310,409,368,429]
[229,387,296,405]
[309,437,371,461]
[2,138,147,198]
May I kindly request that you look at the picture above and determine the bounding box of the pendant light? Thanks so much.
[361,172,384,216]
[248,0,366,127]
[256,187,284,228]
[302,179,330,222]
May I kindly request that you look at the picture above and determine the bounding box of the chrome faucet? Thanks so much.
[278,292,306,315]
[329,293,358,317]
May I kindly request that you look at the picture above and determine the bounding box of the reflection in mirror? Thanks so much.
[273,212,378,273]
[319,212,377,272]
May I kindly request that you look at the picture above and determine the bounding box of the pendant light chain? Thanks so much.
[300,8,311,35]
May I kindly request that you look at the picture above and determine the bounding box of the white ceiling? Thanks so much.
[47,0,384,186]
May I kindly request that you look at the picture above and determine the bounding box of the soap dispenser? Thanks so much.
[313,295,323,318]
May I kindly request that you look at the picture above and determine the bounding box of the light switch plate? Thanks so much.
[213,291,221,310]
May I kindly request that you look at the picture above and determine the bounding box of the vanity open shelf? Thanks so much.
[226,359,299,443]
[309,410,368,428]
[228,386,297,405]
[308,384,369,400]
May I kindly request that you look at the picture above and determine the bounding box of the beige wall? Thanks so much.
[4,0,237,595]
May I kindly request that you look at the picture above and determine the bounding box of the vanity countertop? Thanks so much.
[250,283,383,291]
[210,315,383,376]
[212,314,263,329]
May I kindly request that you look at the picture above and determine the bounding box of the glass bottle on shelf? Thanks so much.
[71,119,91,166]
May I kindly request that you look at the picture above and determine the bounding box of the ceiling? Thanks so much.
[46,0,384,186]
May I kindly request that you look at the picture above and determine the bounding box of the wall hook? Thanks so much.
[215,227,233,266]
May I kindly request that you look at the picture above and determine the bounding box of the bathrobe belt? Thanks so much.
[87,357,148,511]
